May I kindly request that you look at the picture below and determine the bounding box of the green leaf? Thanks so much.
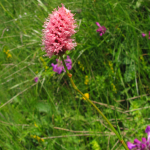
[36,102,50,113]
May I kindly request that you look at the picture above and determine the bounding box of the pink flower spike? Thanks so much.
[142,33,146,37]
[42,4,77,58]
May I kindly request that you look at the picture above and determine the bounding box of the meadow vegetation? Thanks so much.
[0,0,150,149]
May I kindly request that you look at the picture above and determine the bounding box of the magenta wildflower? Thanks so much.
[42,4,77,58]
[127,126,150,150]
[96,22,106,36]
[142,33,146,37]
[34,77,39,82]
[51,56,72,74]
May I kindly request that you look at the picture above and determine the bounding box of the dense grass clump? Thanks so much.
[0,0,150,149]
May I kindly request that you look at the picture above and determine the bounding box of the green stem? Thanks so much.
[60,55,128,150]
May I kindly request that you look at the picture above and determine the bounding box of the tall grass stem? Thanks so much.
[60,55,129,150]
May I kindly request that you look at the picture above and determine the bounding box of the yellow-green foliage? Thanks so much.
[91,140,100,150]
[40,57,49,71]
[78,61,84,71]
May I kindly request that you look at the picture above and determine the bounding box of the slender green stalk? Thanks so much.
[60,55,129,150]
[0,2,14,19]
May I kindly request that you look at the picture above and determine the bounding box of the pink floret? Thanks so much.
[42,4,77,58]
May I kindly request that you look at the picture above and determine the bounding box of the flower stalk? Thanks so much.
[60,55,129,150]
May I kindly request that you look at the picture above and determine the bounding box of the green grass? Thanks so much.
[0,0,150,149]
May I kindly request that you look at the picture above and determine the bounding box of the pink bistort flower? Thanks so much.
[42,4,77,58]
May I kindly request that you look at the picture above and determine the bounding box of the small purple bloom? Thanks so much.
[127,126,150,150]
[134,139,141,144]
[51,63,63,74]
[34,77,39,82]
[96,22,101,27]
[145,126,150,141]
[65,56,72,70]
[142,138,147,143]
[96,22,106,36]
[142,33,146,37]
[51,56,72,74]
[127,141,137,150]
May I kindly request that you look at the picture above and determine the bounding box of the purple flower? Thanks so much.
[142,33,146,37]
[34,77,39,82]
[96,22,106,36]
[145,126,150,141]
[51,56,72,74]
[127,126,150,150]
[127,141,137,150]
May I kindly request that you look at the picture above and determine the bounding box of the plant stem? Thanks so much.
[60,55,128,150]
